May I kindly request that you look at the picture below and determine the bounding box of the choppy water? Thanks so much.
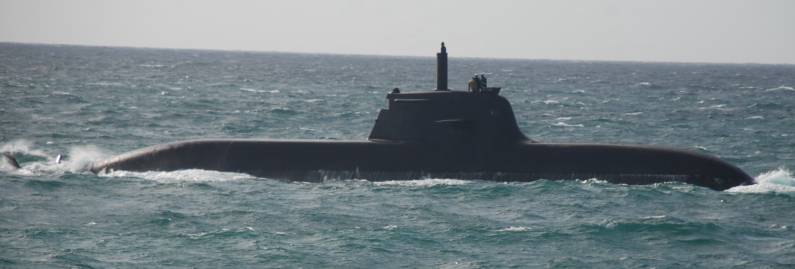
[1,43,795,268]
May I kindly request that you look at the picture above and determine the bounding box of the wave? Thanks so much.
[728,167,795,193]
[374,178,472,187]
[552,122,584,128]
[497,226,531,232]
[86,81,127,87]
[138,64,166,68]
[634,81,663,89]
[1,139,51,159]
[100,169,257,183]
[0,140,109,175]
[764,86,794,92]
[240,87,279,94]
[65,145,109,172]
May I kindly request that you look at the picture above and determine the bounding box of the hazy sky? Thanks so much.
[2,0,794,64]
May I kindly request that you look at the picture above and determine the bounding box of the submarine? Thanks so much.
[89,43,754,191]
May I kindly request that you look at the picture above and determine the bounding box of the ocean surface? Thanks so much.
[1,43,794,268]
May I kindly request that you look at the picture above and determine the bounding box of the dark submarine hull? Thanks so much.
[91,139,753,190]
[90,44,755,191]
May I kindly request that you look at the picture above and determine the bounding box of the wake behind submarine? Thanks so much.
[90,43,754,190]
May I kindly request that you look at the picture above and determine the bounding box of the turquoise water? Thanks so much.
[1,43,795,268]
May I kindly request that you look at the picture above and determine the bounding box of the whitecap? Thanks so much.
[578,178,609,184]
[728,167,795,193]
[542,99,560,105]
[552,122,584,128]
[138,64,165,68]
[0,158,19,172]
[764,86,794,92]
[66,145,110,172]
[1,139,51,158]
[100,169,256,183]
[624,112,643,116]
[374,178,472,187]
[497,226,530,232]
[1,142,110,175]
[51,91,72,96]
[240,88,281,94]
[745,115,765,120]
[86,81,126,87]
[698,104,733,111]
[240,87,265,93]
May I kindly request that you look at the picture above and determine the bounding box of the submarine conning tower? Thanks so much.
[369,43,529,146]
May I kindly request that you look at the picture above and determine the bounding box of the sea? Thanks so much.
[1,42,794,268]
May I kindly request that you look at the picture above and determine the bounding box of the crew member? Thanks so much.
[468,75,480,92]
[479,74,487,90]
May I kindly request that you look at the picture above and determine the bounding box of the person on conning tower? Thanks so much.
[468,75,480,92]
[479,74,487,90]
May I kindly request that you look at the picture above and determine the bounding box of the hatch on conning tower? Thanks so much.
[368,43,529,145]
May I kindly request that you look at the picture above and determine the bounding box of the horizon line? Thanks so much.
[1,41,793,67]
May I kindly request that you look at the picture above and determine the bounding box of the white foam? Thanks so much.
[764,86,794,92]
[374,178,472,187]
[578,178,609,184]
[382,225,398,230]
[0,158,19,172]
[497,226,530,232]
[728,167,795,193]
[0,141,113,175]
[239,87,265,93]
[552,122,584,128]
[100,169,256,183]
[138,64,165,68]
[240,87,280,94]
[693,145,709,151]
[86,81,126,87]
[1,139,51,158]
[66,145,110,172]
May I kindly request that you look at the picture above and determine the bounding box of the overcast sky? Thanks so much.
[1,0,794,64]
